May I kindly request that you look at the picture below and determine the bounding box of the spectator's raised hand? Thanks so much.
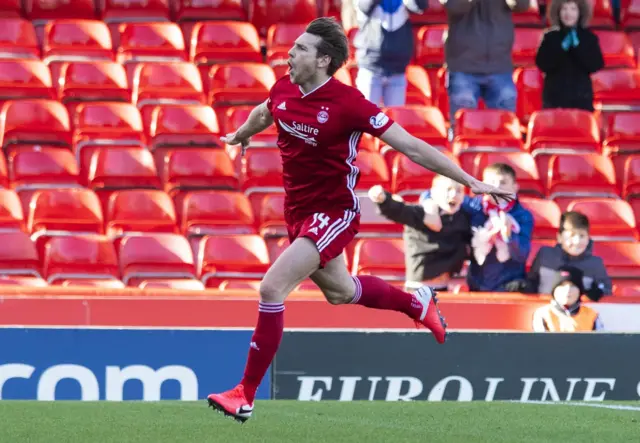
[368,185,387,204]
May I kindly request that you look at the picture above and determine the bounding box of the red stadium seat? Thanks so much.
[9,147,80,192]
[146,104,220,150]
[519,197,561,240]
[42,234,120,284]
[106,189,177,236]
[471,152,544,197]
[353,151,390,191]
[116,22,187,82]
[190,21,261,79]
[512,28,543,67]
[590,0,616,28]
[58,278,124,288]
[25,0,97,24]
[453,109,524,163]
[352,238,405,281]
[592,68,640,111]
[0,99,71,149]
[512,0,543,26]
[258,193,286,237]
[0,153,7,188]
[0,59,55,100]
[0,18,39,59]
[139,278,204,290]
[567,198,638,241]
[602,111,640,158]
[513,67,543,123]
[132,62,205,111]
[42,20,113,67]
[0,231,40,277]
[392,150,459,197]
[265,236,288,262]
[163,149,239,197]
[86,147,161,193]
[181,190,255,237]
[0,189,24,231]
[208,62,275,107]
[250,0,317,36]
[526,109,601,156]
[546,153,618,201]
[414,25,446,67]
[358,196,403,237]
[266,23,306,67]
[405,65,433,106]
[621,154,640,198]
[621,0,640,29]
[595,30,636,68]
[384,105,448,150]
[119,233,196,285]
[173,0,247,22]
[199,234,270,287]
[27,188,104,239]
[101,0,170,23]
[223,105,277,147]
[72,102,145,166]
[241,148,284,215]
[0,276,47,286]
[57,61,129,104]
[592,241,640,278]
[0,0,21,18]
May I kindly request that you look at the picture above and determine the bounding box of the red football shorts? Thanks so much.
[286,209,360,268]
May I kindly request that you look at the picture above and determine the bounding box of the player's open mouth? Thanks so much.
[287,61,293,75]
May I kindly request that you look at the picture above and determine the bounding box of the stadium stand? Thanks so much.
[0,1,634,302]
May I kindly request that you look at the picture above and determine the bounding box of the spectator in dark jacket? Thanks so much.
[421,163,534,292]
[526,211,612,301]
[353,0,427,106]
[368,175,470,291]
[535,0,605,111]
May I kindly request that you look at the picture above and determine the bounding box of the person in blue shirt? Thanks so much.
[421,163,534,291]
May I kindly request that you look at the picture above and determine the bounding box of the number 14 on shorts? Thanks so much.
[308,212,330,235]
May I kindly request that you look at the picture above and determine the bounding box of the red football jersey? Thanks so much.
[266,76,394,220]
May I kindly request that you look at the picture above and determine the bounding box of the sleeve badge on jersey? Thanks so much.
[370,112,389,129]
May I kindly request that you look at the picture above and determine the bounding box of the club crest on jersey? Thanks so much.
[317,106,329,124]
[370,112,389,129]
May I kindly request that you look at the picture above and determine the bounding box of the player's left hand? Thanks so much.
[469,179,515,204]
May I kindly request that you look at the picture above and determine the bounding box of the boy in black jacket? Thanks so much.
[368,175,471,291]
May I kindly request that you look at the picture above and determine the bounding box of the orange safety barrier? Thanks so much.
[0,287,637,331]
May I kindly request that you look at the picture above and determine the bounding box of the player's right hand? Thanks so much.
[220,131,250,156]
[469,179,515,204]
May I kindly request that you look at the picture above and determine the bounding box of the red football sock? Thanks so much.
[240,302,284,404]
[351,276,423,320]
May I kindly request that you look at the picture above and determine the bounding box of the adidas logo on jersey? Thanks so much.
[277,101,287,110]
[309,227,319,235]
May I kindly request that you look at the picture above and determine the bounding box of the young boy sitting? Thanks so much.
[532,266,604,332]
[526,211,611,300]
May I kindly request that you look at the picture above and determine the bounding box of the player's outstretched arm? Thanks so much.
[221,100,274,153]
[380,123,515,201]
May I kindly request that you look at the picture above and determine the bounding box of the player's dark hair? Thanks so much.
[560,211,590,232]
[484,162,517,181]
[305,17,349,76]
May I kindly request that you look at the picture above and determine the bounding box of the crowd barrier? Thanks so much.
[1,328,639,402]
[1,287,639,331]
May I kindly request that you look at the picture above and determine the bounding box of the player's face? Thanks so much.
[288,33,329,85]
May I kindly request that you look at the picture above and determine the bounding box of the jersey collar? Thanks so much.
[299,76,332,98]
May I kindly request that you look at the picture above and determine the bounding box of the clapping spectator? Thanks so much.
[535,0,604,111]
[443,0,529,133]
[368,175,470,291]
[532,265,604,332]
[353,0,427,106]
[526,211,611,301]
[422,163,534,292]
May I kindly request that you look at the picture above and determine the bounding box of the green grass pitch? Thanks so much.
[1,401,638,443]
